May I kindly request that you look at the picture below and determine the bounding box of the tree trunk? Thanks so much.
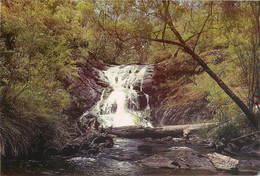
[150,38,258,128]
[256,2,260,48]
[183,46,258,128]
[111,123,218,138]
[153,1,259,128]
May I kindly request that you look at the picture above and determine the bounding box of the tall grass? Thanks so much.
[0,109,70,158]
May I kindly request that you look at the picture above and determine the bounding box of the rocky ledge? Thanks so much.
[138,135,259,174]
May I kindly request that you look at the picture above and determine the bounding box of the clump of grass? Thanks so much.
[0,109,70,158]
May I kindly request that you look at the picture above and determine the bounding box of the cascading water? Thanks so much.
[93,65,152,128]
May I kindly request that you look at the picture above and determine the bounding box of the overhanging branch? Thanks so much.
[146,38,185,48]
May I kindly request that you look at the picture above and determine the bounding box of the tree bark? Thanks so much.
[111,123,218,138]
[256,2,260,48]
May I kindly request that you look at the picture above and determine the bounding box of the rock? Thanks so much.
[93,135,114,148]
[140,146,216,172]
[143,137,153,142]
[161,136,173,141]
[78,113,98,134]
[147,60,214,126]
[61,146,79,156]
[106,134,117,139]
[140,154,179,169]
[41,171,55,175]
[172,138,185,144]
[46,147,61,156]
[166,147,216,171]
[63,60,107,121]
[60,130,114,156]
[168,146,196,152]
[138,91,148,110]
[207,152,239,171]
[183,129,190,140]
[61,133,97,156]
[207,142,216,150]
[112,154,132,161]
[138,145,153,152]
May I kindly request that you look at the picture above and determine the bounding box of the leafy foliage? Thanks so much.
[0,0,80,156]
[0,0,259,156]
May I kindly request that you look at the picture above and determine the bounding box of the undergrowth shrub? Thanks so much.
[0,109,71,158]
[192,51,257,141]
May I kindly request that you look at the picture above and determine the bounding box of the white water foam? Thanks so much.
[94,65,152,128]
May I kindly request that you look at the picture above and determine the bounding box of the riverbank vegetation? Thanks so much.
[1,0,259,158]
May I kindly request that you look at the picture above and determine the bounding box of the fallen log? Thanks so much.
[111,123,218,138]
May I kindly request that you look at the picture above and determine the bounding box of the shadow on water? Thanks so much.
[1,138,259,176]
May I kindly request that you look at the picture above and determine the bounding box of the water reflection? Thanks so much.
[1,138,258,176]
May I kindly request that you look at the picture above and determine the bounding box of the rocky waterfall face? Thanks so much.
[66,59,213,128]
[91,65,153,128]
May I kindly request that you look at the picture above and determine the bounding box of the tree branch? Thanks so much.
[146,38,185,48]
[149,1,259,128]
[192,1,213,51]
[162,1,186,45]
[162,21,167,49]
[161,0,170,49]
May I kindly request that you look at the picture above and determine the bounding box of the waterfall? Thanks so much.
[93,65,152,128]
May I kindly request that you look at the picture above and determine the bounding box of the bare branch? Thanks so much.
[162,1,186,45]
[162,22,167,49]
[146,38,185,48]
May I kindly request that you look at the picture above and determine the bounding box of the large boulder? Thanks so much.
[208,152,239,171]
[140,146,216,171]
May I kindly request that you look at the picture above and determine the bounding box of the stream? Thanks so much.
[2,137,259,175]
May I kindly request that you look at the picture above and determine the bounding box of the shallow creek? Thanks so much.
[2,137,259,176]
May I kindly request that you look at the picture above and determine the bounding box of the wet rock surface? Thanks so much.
[2,135,259,176]
[141,147,217,172]
[140,60,214,126]
[208,152,239,171]
[138,136,259,174]
[60,131,115,156]
[63,59,213,128]
[63,60,109,122]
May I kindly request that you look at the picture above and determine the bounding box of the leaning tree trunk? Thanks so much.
[153,1,259,128]
[183,46,258,128]
[150,38,258,128]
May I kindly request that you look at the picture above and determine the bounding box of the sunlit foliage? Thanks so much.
[0,0,259,156]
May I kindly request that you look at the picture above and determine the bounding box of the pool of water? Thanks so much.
[1,138,259,176]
